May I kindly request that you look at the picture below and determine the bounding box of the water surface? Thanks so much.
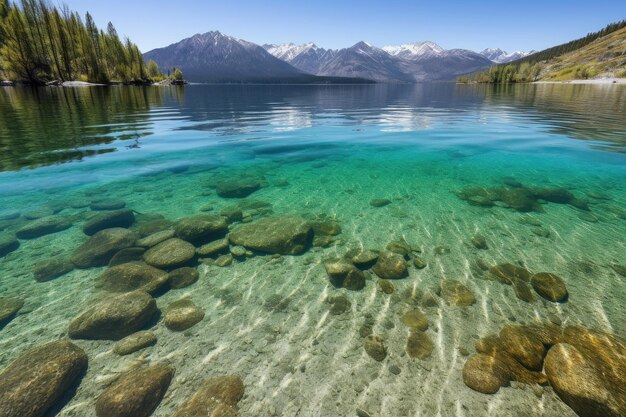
[0,84,625,417]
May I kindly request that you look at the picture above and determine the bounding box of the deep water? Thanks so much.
[0,84,625,417]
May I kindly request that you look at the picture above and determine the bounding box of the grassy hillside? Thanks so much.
[538,26,626,80]
[460,20,626,83]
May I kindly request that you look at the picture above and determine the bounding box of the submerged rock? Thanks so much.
[95,365,173,417]
[0,233,19,258]
[0,340,87,417]
[489,263,531,284]
[173,375,244,417]
[545,343,624,417]
[439,280,476,306]
[400,309,429,331]
[136,229,176,248]
[327,294,351,315]
[83,209,135,236]
[377,279,394,294]
[174,215,228,244]
[68,291,157,340]
[229,216,313,255]
[499,325,546,371]
[216,178,261,198]
[108,247,146,266]
[143,238,195,269]
[72,228,138,268]
[97,262,169,294]
[471,234,488,250]
[16,215,71,239]
[312,221,342,236]
[372,251,408,279]
[406,330,434,359]
[512,279,535,303]
[164,299,204,331]
[196,238,230,257]
[113,331,157,355]
[462,353,510,394]
[531,272,568,302]
[347,249,379,269]
[0,297,24,327]
[364,335,387,361]
[324,259,366,291]
[169,267,199,289]
[33,258,74,282]
[369,199,391,207]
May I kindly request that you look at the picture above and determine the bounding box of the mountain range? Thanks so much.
[144,31,530,83]
[479,48,535,63]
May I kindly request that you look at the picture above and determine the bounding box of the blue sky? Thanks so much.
[63,0,625,53]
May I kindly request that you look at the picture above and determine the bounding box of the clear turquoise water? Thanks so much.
[0,84,625,416]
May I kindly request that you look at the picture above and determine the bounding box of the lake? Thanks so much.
[0,84,625,417]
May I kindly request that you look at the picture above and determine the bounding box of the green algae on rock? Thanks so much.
[228,215,313,255]
[143,238,196,269]
[0,340,87,417]
[68,291,157,340]
[72,228,138,268]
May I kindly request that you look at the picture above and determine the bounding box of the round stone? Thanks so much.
[113,331,157,355]
[143,238,195,269]
[169,267,199,289]
[531,272,568,302]
[97,262,169,294]
[462,353,511,394]
[90,198,126,211]
[164,299,204,331]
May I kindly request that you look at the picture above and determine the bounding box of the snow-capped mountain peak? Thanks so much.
[480,48,534,63]
[264,42,318,61]
[383,41,444,58]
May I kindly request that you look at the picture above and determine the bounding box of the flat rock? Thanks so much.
[311,221,342,236]
[108,247,146,266]
[174,215,228,244]
[143,238,195,269]
[169,267,199,289]
[164,299,204,331]
[531,272,568,302]
[324,259,365,290]
[0,233,19,258]
[90,198,126,211]
[33,258,74,282]
[97,262,169,294]
[545,343,623,417]
[400,309,429,331]
[348,249,379,269]
[471,234,488,250]
[0,340,87,417]
[196,238,229,257]
[489,263,531,284]
[24,207,54,219]
[216,179,261,198]
[364,335,387,361]
[0,297,24,326]
[68,291,157,340]
[113,331,157,355]
[439,280,476,306]
[16,215,71,239]
[173,375,244,417]
[71,228,138,268]
[462,353,510,394]
[95,365,173,417]
[372,251,408,279]
[406,330,434,359]
[136,229,175,247]
[83,209,135,236]
[0,210,20,220]
[229,216,312,255]
[499,325,546,371]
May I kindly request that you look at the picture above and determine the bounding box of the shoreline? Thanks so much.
[533,78,626,85]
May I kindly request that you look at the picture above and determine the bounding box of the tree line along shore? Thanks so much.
[0,0,184,86]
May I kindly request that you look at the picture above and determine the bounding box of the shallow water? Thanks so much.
[0,84,625,417]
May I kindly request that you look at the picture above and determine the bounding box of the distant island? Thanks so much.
[458,20,626,84]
